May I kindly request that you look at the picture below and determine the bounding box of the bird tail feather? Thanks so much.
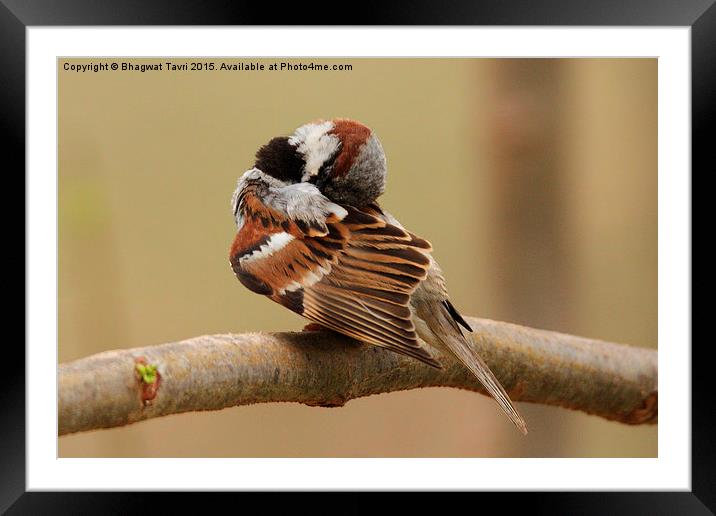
[420,302,528,435]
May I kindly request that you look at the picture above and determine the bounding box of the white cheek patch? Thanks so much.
[288,121,340,181]
[238,232,295,264]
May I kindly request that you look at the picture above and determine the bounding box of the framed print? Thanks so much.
[6,0,707,512]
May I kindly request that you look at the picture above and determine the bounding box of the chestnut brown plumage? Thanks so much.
[230,119,527,434]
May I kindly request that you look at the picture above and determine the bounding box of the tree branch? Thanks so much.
[58,317,657,436]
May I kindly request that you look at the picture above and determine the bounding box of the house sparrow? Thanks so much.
[229,119,527,434]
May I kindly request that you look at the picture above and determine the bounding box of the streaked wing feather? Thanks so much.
[298,206,439,367]
[231,184,439,368]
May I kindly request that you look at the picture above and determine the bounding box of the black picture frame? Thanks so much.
[6,0,706,513]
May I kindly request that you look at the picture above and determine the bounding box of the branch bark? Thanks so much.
[58,317,657,436]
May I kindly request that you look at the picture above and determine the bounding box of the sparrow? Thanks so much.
[229,119,527,434]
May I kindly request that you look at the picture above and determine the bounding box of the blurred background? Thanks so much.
[58,58,657,457]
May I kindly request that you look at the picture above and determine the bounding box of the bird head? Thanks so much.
[253,118,387,207]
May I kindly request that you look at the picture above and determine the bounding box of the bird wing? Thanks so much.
[230,184,439,367]
[298,206,440,366]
